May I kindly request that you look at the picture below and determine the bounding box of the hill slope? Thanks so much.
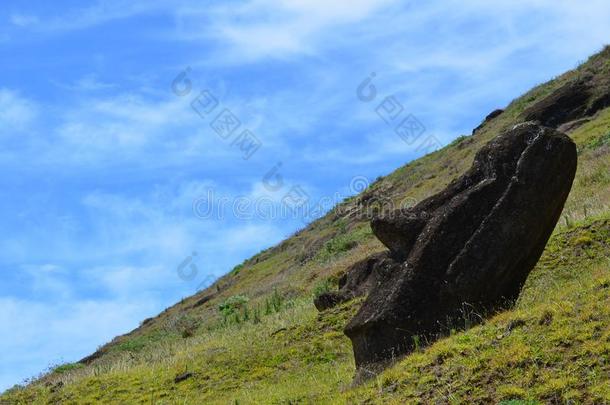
[3,47,610,404]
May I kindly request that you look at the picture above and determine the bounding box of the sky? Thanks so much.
[1,0,610,392]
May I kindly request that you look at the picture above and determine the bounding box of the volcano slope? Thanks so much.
[3,47,610,404]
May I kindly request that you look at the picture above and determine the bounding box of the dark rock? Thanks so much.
[557,117,592,133]
[472,108,504,134]
[141,317,154,326]
[191,292,216,309]
[270,327,287,336]
[522,80,591,127]
[174,371,194,384]
[586,91,610,117]
[314,252,399,311]
[538,311,554,326]
[486,108,504,120]
[49,381,64,393]
[520,79,610,128]
[506,318,527,332]
[314,291,347,311]
[345,122,577,376]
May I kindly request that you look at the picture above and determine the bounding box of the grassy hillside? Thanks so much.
[3,47,610,404]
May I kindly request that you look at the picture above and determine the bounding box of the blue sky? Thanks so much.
[2,0,610,392]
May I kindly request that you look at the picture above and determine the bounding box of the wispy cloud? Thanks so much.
[9,14,39,27]
[20,264,72,300]
[7,1,166,33]
[174,0,398,61]
[53,74,118,92]
[0,295,159,390]
[0,89,37,135]
[0,177,293,390]
[45,92,211,165]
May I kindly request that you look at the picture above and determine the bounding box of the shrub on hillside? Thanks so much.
[52,363,85,375]
[312,279,333,300]
[218,295,249,322]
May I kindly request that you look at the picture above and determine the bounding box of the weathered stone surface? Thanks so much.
[523,81,592,127]
[521,78,610,129]
[472,108,504,134]
[314,252,398,311]
[313,292,345,311]
[344,122,577,374]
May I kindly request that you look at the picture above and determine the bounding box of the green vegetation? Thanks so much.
[498,401,542,405]
[112,330,170,354]
[230,263,245,275]
[218,295,250,320]
[448,134,470,147]
[3,46,610,404]
[3,218,609,404]
[51,363,85,375]
[166,314,200,339]
[315,224,373,263]
[589,131,610,149]
[312,278,334,300]
[216,289,288,327]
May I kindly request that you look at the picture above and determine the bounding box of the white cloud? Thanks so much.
[176,0,398,60]
[0,89,37,134]
[9,14,39,27]
[8,1,167,33]
[53,74,117,92]
[171,0,610,68]
[20,264,72,299]
[74,184,292,277]
[0,296,158,392]
[79,190,197,260]
[50,92,206,163]
[32,85,291,168]
[83,265,175,298]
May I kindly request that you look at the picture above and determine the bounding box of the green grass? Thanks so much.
[312,278,334,300]
[314,224,373,263]
[3,218,609,404]
[51,363,85,375]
